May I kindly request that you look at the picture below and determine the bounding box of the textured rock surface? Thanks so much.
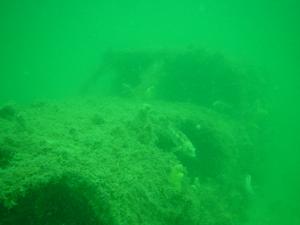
[0,97,253,225]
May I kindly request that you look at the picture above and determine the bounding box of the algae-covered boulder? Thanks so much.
[0,44,268,225]
[0,97,254,225]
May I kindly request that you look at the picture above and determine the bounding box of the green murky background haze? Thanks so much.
[0,1,299,224]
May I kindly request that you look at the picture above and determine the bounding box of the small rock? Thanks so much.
[0,105,17,120]
[91,114,105,126]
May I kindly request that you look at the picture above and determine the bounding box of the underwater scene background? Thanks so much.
[0,1,299,225]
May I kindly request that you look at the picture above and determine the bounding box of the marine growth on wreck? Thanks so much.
[0,48,268,225]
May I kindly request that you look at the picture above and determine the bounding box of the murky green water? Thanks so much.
[0,1,299,225]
